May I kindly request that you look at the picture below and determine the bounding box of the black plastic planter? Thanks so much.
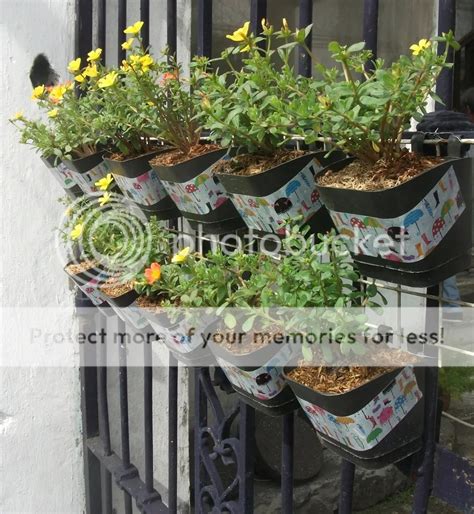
[137,305,213,364]
[64,262,111,313]
[208,336,299,416]
[285,366,425,468]
[100,287,150,330]
[41,155,83,198]
[62,151,110,194]
[316,156,472,287]
[216,151,345,235]
[104,151,179,220]
[152,148,245,234]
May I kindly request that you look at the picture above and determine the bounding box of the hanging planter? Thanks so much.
[104,150,180,220]
[64,261,110,311]
[62,151,110,194]
[316,156,472,287]
[99,280,150,330]
[207,329,298,416]
[151,148,245,234]
[215,151,344,235]
[285,366,425,468]
[136,299,212,364]
[41,155,83,198]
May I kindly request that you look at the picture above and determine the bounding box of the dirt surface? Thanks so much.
[213,149,305,176]
[287,366,393,395]
[100,278,134,298]
[150,144,220,167]
[317,151,443,191]
[65,260,97,275]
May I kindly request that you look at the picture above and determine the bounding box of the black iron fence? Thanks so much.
[75,1,473,513]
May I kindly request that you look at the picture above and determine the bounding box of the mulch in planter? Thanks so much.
[149,144,221,167]
[316,154,472,287]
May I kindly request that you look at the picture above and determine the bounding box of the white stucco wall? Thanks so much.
[0,1,85,513]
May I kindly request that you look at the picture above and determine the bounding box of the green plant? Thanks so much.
[9,112,60,159]
[299,32,459,165]
[439,367,474,399]
[194,19,312,155]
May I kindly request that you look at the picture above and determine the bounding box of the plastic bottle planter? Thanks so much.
[215,151,344,236]
[138,307,212,365]
[100,287,149,330]
[64,263,112,316]
[208,340,298,416]
[104,151,179,220]
[316,157,473,287]
[62,151,110,194]
[285,367,425,469]
[152,149,245,234]
[41,155,83,198]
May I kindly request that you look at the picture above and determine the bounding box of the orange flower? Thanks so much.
[144,262,161,285]
[162,71,177,82]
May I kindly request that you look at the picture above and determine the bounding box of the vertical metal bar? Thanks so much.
[118,0,127,63]
[281,413,294,514]
[363,0,379,72]
[250,0,267,36]
[298,0,313,77]
[78,291,101,514]
[97,315,113,514]
[194,368,208,514]
[97,0,106,58]
[76,0,93,61]
[144,338,155,495]
[339,460,356,514]
[167,0,177,56]
[412,285,441,513]
[118,319,133,514]
[100,465,113,514]
[435,0,456,110]
[239,401,255,514]
[140,0,150,49]
[168,354,178,514]
[197,0,213,57]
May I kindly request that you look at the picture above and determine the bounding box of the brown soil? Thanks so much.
[213,149,305,177]
[108,145,163,162]
[136,294,174,312]
[317,151,443,191]
[211,326,281,355]
[100,278,134,298]
[288,349,420,395]
[150,144,221,167]
[65,260,97,275]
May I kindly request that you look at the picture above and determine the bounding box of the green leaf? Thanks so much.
[224,313,236,329]
[347,42,365,53]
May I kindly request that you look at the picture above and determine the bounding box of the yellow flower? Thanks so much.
[98,71,118,88]
[49,84,69,103]
[121,59,131,72]
[95,173,114,191]
[410,38,431,56]
[47,109,59,118]
[124,21,144,35]
[31,85,45,100]
[83,65,98,78]
[171,247,190,264]
[67,57,81,73]
[70,223,84,240]
[65,207,73,217]
[282,18,289,30]
[75,74,86,83]
[226,21,250,43]
[130,55,141,66]
[121,38,135,50]
[140,54,154,72]
[87,48,102,61]
[99,192,111,206]
[12,111,24,120]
